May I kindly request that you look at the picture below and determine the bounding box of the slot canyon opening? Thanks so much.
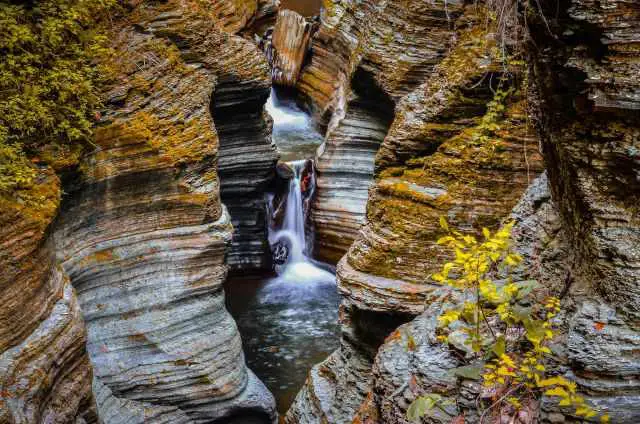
[224,85,339,414]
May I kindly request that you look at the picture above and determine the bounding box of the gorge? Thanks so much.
[0,0,639,424]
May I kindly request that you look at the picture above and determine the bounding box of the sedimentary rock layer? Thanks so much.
[295,0,465,125]
[213,39,279,274]
[286,6,543,422]
[352,174,568,424]
[54,2,276,422]
[526,1,640,421]
[310,69,395,263]
[0,172,98,423]
[266,10,316,86]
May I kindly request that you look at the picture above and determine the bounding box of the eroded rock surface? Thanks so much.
[3,1,278,423]
[526,0,640,421]
[286,4,543,423]
[303,0,467,263]
[266,10,316,86]
[0,173,98,423]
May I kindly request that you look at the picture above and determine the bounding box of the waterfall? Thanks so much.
[268,160,333,285]
[273,160,310,262]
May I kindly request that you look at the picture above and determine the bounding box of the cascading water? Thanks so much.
[225,86,338,414]
[264,88,324,162]
[268,160,335,285]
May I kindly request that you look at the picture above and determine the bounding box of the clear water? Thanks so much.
[225,89,338,414]
[265,89,324,162]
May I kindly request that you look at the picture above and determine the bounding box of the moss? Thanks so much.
[0,167,61,234]
[98,111,216,167]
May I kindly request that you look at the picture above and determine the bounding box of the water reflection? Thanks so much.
[225,277,339,413]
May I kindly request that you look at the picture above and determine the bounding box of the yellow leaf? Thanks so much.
[538,377,569,387]
[439,216,449,231]
[544,387,569,398]
[482,227,491,239]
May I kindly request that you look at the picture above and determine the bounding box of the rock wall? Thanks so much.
[288,0,467,262]
[2,1,279,423]
[310,68,395,263]
[288,0,640,422]
[0,173,98,424]
[213,36,279,274]
[286,4,544,423]
[526,0,640,421]
[266,10,316,86]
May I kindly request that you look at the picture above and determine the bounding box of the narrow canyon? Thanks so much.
[0,0,638,423]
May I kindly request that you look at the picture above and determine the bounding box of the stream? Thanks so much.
[225,87,339,414]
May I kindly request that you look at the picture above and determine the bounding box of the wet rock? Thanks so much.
[50,1,277,422]
[276,161,295,179]
[286,5,543,423]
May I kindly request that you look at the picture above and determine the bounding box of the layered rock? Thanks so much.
[213,37,279,274]
[524,1,640,421]
[352,174,569,424]
[0,172,98,423]
[294,0,465,126]
[265,10,316,86]
[310,68,395,263]
[286,6,544,422]
[53,1,276,422]
[302,0,466,262]
[291,0,640,421]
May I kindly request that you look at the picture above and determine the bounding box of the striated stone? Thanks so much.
[526,0,640,420]
[286,302,411,424]
[343,13,543,314]
[212,35,279,274]
[267,10,316,86]
[51,1,276,422]
[286,6,543,422]
[352,174,564,424]
[310,69,395,263]
[0,171,98,423]
[303,0,466,262]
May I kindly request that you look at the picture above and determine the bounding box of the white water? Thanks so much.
[266,91,312,132]
[265,88,324,162]
[269,161,334,286]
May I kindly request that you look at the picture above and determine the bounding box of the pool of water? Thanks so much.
[225,276,339,413]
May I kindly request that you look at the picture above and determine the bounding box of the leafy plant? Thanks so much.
[0,0,115,194]
[408,218,608,423]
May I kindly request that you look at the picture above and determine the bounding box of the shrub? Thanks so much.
[0,0,115,194]
[408,218,608,423]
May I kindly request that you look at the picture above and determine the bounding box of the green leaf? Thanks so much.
[406,394,440,421]
[450,362,485,380]
[523,318,546,345]
[512,305,532,323]
[491,336,506,357]
[515,280,539,299]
